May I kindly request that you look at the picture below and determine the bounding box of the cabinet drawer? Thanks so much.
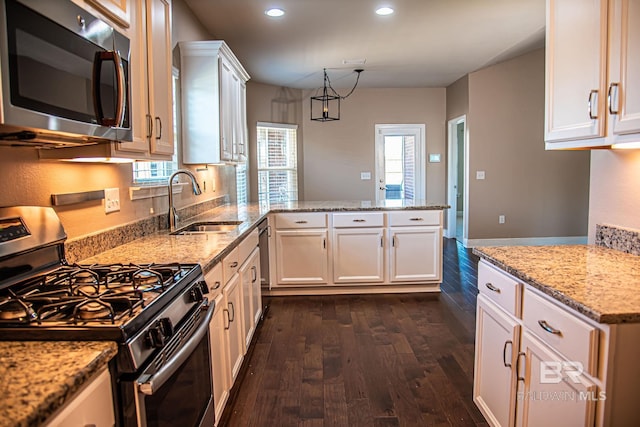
[238,228,259,265]
[223,246,240,284]
[275,213,327,229]
[333,212,384,228]
[523,289,599,376]
[478,261,521,317]
[204,263,224,298]
[388,210,441,226]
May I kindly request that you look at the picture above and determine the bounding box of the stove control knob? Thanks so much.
[159,317,173,338]
[190,286,204,302]
[198,281,209,295]
[146,326,165,349]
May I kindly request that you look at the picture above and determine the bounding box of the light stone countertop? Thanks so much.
[474,245,640,324]
[0,341,118,427]
[81,200,449,273]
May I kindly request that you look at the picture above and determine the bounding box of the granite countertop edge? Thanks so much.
[473,247,639,324]
[0,341,118,427]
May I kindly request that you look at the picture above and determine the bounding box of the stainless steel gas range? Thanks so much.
[0,206,215,427]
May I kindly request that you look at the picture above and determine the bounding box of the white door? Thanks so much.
[224,274,244,383]
[375,124,425,202]
[275,230,329,285]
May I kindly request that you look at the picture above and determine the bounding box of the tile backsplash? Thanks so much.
[595,224,640,256]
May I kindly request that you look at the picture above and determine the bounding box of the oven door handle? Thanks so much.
[138,302,215,396]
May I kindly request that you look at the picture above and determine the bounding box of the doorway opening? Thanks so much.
[446,115,467,244]
[374,124,425,203]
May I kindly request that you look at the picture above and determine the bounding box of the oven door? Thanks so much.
[122,301,215,427]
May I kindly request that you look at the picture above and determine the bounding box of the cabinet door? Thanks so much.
[250,249,262,326]
[146,0,174,157]
[224,274,244,383]
[235,80,248,162]
[209,292,230,425]
[389,226,441,282]
[545,0,608,143]
[84,0,131,28]
[275,230,329,285]
[332,228,385,283]
[239,256,254,353]
[608,0,640,136]
[474,295,520,427]
[518,331,597,427]
[220,58,235,161]
[43,369,114,427]
[117,0,151,154]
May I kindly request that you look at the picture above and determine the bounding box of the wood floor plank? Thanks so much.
[221,238,488,426]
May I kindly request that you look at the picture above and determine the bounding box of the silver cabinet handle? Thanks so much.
[502,340,513,368]
[392,236,396,247]
[155,117,162,140]
[409,217,424,221]
[295,220,308,224]
[380,236,384,247]
[223,308,230,330]
[228,301,235,322]
[213,281,221,290]
[146,114,153,139]
[608,82,620,115]
[323,238,326,249]
[251,265,258,283]
[485,283,501,293]
[230,261,238,268]
[353,219,366,222]
[538,320,562,335]
[516,351,526,382]
[588,89,599,119]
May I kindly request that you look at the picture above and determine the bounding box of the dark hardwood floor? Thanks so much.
[221,238,487,426]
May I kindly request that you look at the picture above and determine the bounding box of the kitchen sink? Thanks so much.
[171,220,243,235]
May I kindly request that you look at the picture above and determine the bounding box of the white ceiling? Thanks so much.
[182,0,546,90]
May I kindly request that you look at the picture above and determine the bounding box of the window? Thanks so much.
[132,68,179,184]
[236,163,248,206]
[257,122,298,203]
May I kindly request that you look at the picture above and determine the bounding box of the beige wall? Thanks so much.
[466,48,590,240]
[588,150,640,242]
[245,82,304,202]
[0,0,235,240]
[300,88,447,202]
[446,75,469,121]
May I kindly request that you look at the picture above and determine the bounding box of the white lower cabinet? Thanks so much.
[43,368,114,427]
[518,331,597,427]
[239,247,260,351]
[474,260,640,427]
[389,226,441,282]
[224,272,244,383]
[275,229,329,285]
[205,263,229,426]
[332,228,385,283]
[474,294,520,427]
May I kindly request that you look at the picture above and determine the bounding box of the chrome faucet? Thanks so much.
[168,169,202,231]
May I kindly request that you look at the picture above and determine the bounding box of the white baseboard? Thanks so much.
[463,236,588,248]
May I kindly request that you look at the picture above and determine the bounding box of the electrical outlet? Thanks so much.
[499,215,505,224]
[104,188,120,213]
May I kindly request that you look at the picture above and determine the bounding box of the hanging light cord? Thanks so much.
[325,68,364,99]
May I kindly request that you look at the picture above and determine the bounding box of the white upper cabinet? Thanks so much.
[546,0,640,149]
[607,0,640,139]
[124,0,174,158]
[545,0,608,146]
[179,41,250,164]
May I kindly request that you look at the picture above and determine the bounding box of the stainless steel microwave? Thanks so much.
[0,0,132,147]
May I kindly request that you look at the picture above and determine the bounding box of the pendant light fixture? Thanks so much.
[310,68,363,122]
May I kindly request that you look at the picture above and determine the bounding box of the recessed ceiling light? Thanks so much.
[375,7,394,16]
[265,8,285,17]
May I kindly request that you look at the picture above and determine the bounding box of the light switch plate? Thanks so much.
[476,171,486,180]
[360,172,371,180]
[104,188,120,213]
[429,153,441,163]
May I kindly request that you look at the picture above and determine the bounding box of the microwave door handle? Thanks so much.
[138,302,215,396]
[92,51,126,127]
